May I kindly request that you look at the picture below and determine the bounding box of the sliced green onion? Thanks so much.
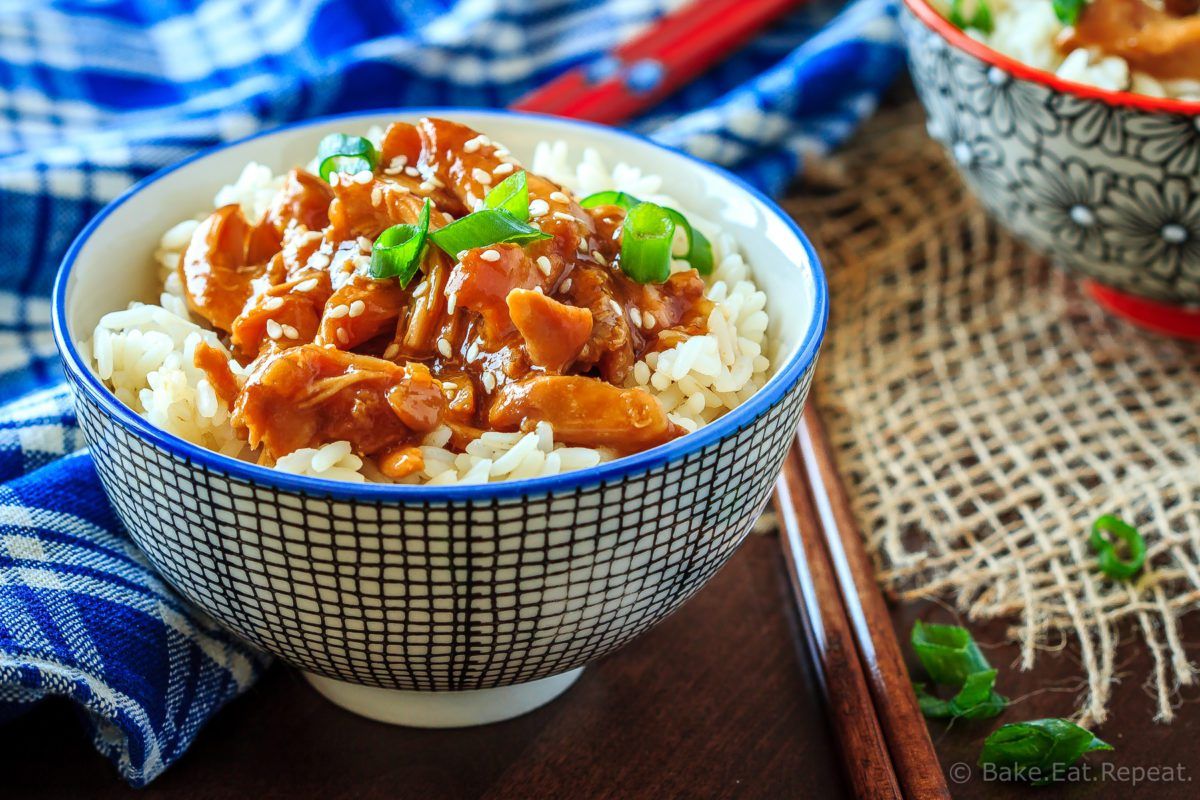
[581,190,713,275]
[485,171,530,221]
[911,621,992,686]
[1051,0,1086,25]
[429,209,551,256]
[369,199,431,287]
[317,134,378,183]
[979,719,1112,785]
[1090,515,1146,580]
[915,669,1007,720]
[664,208,714,275]
[949,0,994,32]
[579,190,640,210]
[620,202,675,284]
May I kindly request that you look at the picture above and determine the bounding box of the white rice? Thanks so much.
[939,0,1200,100]
[88,142,775,485]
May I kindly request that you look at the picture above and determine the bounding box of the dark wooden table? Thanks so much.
[4,527,1198,798]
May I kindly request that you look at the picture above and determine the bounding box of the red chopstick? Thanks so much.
[512,0,805,124]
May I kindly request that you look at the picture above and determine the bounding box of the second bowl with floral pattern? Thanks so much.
[901,0,1200,337]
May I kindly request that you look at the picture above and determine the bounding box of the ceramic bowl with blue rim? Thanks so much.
[901,0,1200,335]
[52,110,827,727]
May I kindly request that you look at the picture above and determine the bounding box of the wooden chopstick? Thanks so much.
[775,447,903,800]
[791,405,952,800]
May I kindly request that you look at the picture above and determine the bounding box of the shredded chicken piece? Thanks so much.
[1062,0,1200,80]
[265,169,334,234]
[193,341,241,409]
[488,375,683,453]
[506,288,592,372]
[319,275,409,351]
[233,344,444,459]
[180,204,280,331]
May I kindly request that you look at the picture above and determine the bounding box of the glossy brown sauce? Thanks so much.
[183,117,707,465]
[1060,0,1200,81]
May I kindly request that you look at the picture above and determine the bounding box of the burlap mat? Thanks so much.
[781,103,1200,726]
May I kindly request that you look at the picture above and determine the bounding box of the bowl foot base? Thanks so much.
[302,668,584,727]
[1085,281,1200,340]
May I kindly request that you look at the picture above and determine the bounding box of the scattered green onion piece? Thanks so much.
[316,134,378,183]
[484,170,530,222]
[429,209,551,256]
[1051,0,1087,26]
[979,719,1112,785]
[1090,515,1146,580]
[369,199,431,287]
[579,190,641,210]
[915,669,1007,720]
[949,0,994,32]
[620,202,676,284]
[581,190,713,275]
[911,620,992,686]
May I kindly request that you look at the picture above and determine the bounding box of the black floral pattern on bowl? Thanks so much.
[900,3,1200,304]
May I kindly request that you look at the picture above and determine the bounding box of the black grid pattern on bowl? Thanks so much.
[70,365,813,691]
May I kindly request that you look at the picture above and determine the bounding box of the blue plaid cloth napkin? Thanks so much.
[0,0,903,786]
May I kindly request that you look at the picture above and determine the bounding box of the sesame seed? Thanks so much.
[533,285,544,294]
[644,312,656,329]
[389,156,407,170]
[294,278,318,293]
[446,293,457,314]
[466,191,478,207]
[612,227,622,240]
[609,299,622,316]
[550,191,569,203]
[263,296,285,310]
[370,186,382,205]
[405,166,420,177]
[352,170,373,184]
[553,211,576,223]
[472,167,492,185]
[493,162,515,175]
[329,172,341,187]
[383,344,400,359]
[266,319,283,339]
[328,304,350,319]
[528,199,549,217]
[560,278,572,293]
[536,256,553,276]
[441,380,457,391]
[493,147,509,157]
[480,249,501,262]
[467,341,480,361]
[443,212,454,224]
[592,250,607,266]
[336,328,349,344]
[629,307,643,327]
[577,239,589,253]
[426,174,444,188]
[419,181,435,193]
[437,338,452,358]
[412,280,429,298]
[308,253,331,270]
[463,137,482,153]
[349,300,366,317]
[456,250,468,261]
[282,324,300,339]
[357,236,373,253]
[482,373,497,392]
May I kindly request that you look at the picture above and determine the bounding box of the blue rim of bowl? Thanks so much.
[52,107,828,502]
